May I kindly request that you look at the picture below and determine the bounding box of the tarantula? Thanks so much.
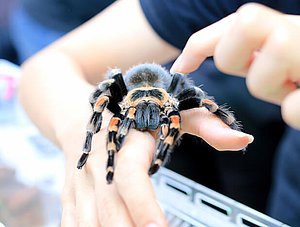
[77,63,241,184]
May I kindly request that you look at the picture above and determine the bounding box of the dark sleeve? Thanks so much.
[268,127,300,225]
[139,0,241,50]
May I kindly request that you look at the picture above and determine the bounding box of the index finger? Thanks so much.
[114,130,168,227]
[170,13,236,74]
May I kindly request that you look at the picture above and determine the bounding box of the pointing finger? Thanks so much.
[170,14,236,74]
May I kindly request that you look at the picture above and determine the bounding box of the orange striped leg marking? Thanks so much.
[202,99,218,113]
[149,112,181,175]
[94,96,109,112]
[106,115,122,184]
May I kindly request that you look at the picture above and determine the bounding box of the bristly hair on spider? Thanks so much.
[77,63,244,184]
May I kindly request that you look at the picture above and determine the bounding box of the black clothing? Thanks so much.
[21,0,116,31]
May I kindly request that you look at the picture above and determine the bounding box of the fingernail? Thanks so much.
[247,135,254,144]
[146,223,159,227]
[169,66,176,75]
[170,55,183,74]
[230,130,254,144]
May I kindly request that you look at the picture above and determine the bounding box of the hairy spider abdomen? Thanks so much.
[135,101,160,130]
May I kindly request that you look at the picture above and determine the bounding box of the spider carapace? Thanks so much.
[77,63,241,184]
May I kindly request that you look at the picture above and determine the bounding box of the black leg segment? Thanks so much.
[106,114,122,184]
[149,110,181,175]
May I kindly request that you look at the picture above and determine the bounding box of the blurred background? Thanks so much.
[0,59,64,227]
[0,0,18,64]
[0,0,64,226]
[0,0,121,226]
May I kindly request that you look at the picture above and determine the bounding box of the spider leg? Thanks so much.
[106,114,123,184]
[159,114,169,141]
[177,86,241,131]
[168,72,196,96]
[170,71,241,130]
[89,79,115,108]
[77,69,127,169]
[77,95,110,169]
[117,107,136,148]
[205,100,246,152]
[202,99,239,130]
[151,112,169,158]
[148,110,181,175]
[178,87,246,152]
[167,73,185,95]
[89,68,127,108]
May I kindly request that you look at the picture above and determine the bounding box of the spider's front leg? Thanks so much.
[148,110,181,175]
[77,68,128,169]
[77,75,121,169]
[77,94,110,168]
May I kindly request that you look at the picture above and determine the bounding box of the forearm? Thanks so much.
[19,49,94,150]
[49,0,180,83]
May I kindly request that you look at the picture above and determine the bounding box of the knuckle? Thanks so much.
[282,92,300,130]
[246,76,265,99]
[236,3,265,37]
[281,103,292,126]
[269,27,292,56]
[237,3,262,15]
[246,76,258,96]
[213,55,232,74]
[214,49,242,75]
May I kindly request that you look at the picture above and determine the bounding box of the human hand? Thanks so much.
[60,109,252,227]
[170,3,300,130]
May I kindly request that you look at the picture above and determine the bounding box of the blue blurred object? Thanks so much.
[9,7,65,63]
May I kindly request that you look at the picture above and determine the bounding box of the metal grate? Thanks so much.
[151,168,290,227]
